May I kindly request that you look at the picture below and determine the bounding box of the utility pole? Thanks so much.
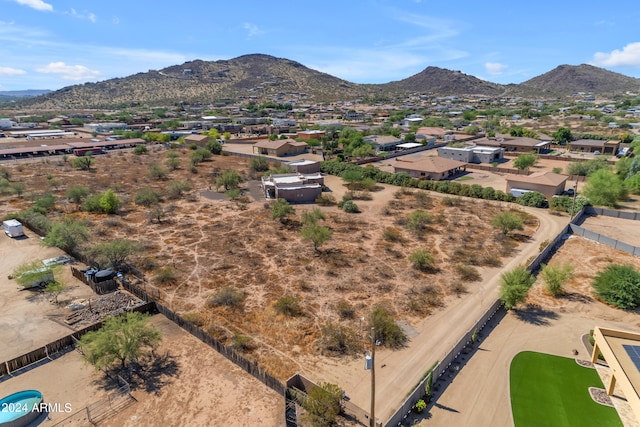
[370,326,376,427]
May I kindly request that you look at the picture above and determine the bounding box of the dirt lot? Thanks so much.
[0,229,97,361]
[0,315,284,426]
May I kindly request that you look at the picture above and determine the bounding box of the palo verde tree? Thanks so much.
[499,266,535,310]
[301,223,332,253]
[88,238,142,270]
[215,169,242,191]
[271,198,295,223]
[43,217,90,252]
[491,211,524,236]
[583,169,627,208]
[540,263,574,297]
[78,312,161,371]
[301,382,343,427]
[72,153,95,170]
[513,154,538,171]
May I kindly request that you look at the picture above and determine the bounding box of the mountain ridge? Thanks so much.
[14,55,640,109]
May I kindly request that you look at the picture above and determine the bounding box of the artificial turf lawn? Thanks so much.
[510,351,623,427]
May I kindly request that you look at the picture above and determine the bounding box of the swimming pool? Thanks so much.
[0,390,44,427]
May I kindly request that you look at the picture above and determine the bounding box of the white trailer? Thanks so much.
[3,219,24,237]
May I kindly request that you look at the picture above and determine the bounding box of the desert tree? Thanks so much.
[301,223,332,252]
[72,153,94,170]
[66,185,90,205]
[78,312,161,371]
[88,238,142,270]
[271,198,295,222]
[491,211,524,236]
[99,189,122,214]
[301,382,343,427]
[43,217,90,252]
[540,263,574,296]
[499,266,535,309]
[592,264,640,309]
[215,169,242,191]
[513,154,538,171]
[583,169,627,208]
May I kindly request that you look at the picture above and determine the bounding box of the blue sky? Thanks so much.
[2,0,640,91]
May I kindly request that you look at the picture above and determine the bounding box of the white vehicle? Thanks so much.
[3,219,24,237]
[508,189,533,198]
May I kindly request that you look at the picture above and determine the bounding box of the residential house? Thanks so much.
[392,157,466,180]
[570,139,620,154]
[505,171,567,199]
[364,135,403,152]
[437,146,504,164]
[252,139,308,157]
[261,173,324,203]
[183,134,211,147]
[286,159,321,174]
[296,130,326,141]
[475,135,550,153]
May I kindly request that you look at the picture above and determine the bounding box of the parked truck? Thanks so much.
[3,219,24,237]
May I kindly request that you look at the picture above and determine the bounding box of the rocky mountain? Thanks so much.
[385,66,505,96]
[13,57,640,109]
[518,64,640,95]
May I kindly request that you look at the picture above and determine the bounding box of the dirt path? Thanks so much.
[303,204,569,423]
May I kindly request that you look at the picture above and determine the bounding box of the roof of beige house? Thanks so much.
[394,156,466,173]
[505,171,567,186]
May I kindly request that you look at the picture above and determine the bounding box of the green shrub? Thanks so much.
[370,306,407,348]
[341,200,360,213]
[274,295,302,316]
[167,180,191,199]
[414,399,426,413]
[592,264,640,309]
[320,322,362,355]
[517,191,547,208]
[154,267,177,285]
[207,287,246,308]
[249,156,270,172]
[134,187,161,206]
[335,300,355,319]
[232,334,255,352]
[133,144,148,155]
[408,249,436,272]
[383,227,405,243]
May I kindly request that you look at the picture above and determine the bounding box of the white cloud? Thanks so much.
[36,62,101,81]
[592,42,640,67]
[485,62,507,76]
[65,8,97,23]
[243,22,265,38]
[0,66,26,76]
[112,16,120,25]
[392,12,459,43]
[12,0,52,11]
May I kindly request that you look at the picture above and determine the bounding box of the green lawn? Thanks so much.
[510,351,623,427]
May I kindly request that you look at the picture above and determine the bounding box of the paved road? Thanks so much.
[307,205,570,425]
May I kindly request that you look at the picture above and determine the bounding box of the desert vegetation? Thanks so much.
[0,147,538,379]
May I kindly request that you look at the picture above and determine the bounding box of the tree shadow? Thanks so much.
[514,303,559,326]
[94,351,180,395]
[562,292,594,304]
